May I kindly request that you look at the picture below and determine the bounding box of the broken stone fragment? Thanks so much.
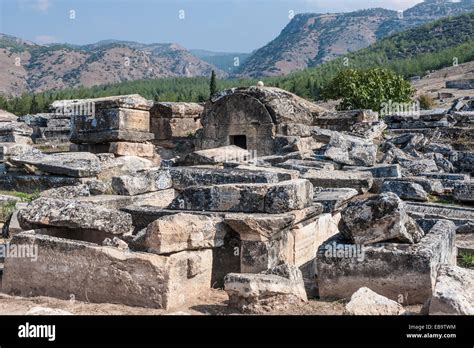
[141,213,229,254]
[339,193,425,244]
[18,197,133,236]
[111,169,172,196]
[344,287,406,315]
[224,263,307,314]
[429,266,474,315]
[10,151,101,178]
[322,132,377,167]
[381,181,428,202]
[102,236,129,251]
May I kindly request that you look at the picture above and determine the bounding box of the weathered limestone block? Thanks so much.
[339,193,424,245]
[153,118,201,140]
[224,263,307,313]
[181,146,252,166]
[0,143,38,162]
[0,122,33,144]
[429,266,474,315]
[450,151,474,173]
[0,109,18,122]
[140,213,229,254]
[52,94,153,111]
[76,189,176,209]
[303,170,373,194]
[288,213,340,268]
[112,169,172,196]
[453,183,474,203]
[382,181,428,202]
[2,232,212,310]
[10,152,101,178]
[344,287,405,315]
[344,164,402,178]
[71,107,152,143]
[407,202,474,233]
[169,180,313,214]
[40,184,91,199]
[276,159,336,173]
[313,188,358,213]
[398,158,439,176]
[0,175,81,193]
[150,102,203,119]
[421,173,469,189]
[18,198,133,235]
[313,110,378,131]
[316,220,456,304]
[97,155,155,180]
[169,166,290,190]
[322,132,377,167]
[110,142,155,157]
[240,236,291,273]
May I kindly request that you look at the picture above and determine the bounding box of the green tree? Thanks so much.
[322,68,414,112]
[209,70,217,98]
[29,95,40,114]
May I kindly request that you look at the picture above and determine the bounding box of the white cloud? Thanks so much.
[35,35,57,44]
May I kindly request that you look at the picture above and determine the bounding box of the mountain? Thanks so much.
[190,49,251,73]
[267,11,474,99]
[238,0,474,77]
[0,37,226,97]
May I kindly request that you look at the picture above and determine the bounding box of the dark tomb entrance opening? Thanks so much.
[229,135,247,149]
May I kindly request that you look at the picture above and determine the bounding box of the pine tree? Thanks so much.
[209,70,217,98]
[29,95,40,114]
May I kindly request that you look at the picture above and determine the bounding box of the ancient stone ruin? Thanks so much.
[0,86,472,315]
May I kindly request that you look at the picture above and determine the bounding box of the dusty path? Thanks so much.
[0,290,350,316]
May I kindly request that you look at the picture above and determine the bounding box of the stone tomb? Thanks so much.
[316,220,456,304]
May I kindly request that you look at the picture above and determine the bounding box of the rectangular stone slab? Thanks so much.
[77,189,176,209]
[169,180,314,213]
[169,166,292,190]
[313,188,358,213]
[0,175,82,193]
[2,232,212,310]
[71,142,155,158]
[316,219,456,304]
[303,170,373,193]
[407,202,474,228]
[10,152,101,178]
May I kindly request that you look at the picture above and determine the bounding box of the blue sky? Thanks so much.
[1,0,423,53]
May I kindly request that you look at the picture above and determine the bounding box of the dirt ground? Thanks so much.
[0,289,350,316]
